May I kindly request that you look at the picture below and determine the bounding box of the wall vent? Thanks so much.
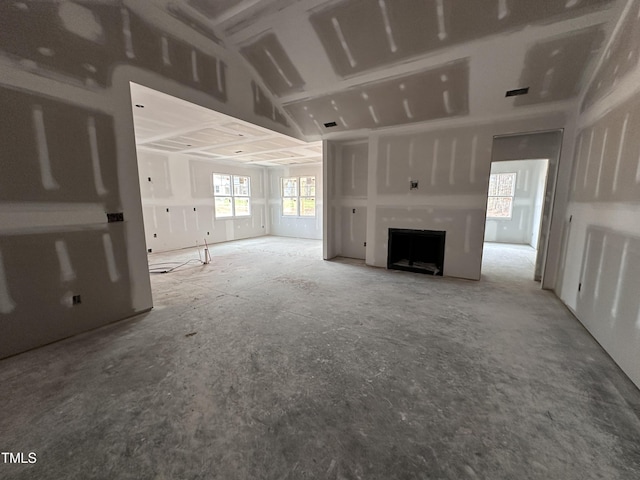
[323,121,338,128]
[506,87,529,97]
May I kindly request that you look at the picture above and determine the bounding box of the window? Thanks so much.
[486,172,516,219]
[213,174,251,218]
[282,176,316,217]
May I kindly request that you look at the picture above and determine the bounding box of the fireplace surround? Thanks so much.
[387,228,446,276]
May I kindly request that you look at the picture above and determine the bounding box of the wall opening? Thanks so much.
[387,228,446,276]
[481,129,564,284]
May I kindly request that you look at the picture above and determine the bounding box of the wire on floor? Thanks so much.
[148,259,203,274]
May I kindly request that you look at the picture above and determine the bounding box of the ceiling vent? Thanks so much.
[505,87,529,97]
[323,121,338,128]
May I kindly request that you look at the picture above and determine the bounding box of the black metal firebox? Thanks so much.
[387,228,446,276]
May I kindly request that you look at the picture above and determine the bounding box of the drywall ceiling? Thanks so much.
[139,0,625,140]
[130,82,322,166]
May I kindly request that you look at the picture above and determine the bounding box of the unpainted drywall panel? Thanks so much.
[310,0,613,77]
[136,152,269,252]
[268,165,323,240]
[252,81,290,127]
[341,206,366,260]
[571,91,640,204]
[492,130,563,161]
[240,33,305,97]
[0,225,133,358]
[284,59,469,135]
[372,206,485,280]
[138,153,173,199]
[377,129,492,195]
[582,0,640,111]
[0,87,120,210]
[340,142,368,197]
[515,26,604,106]
[573,226,640,386]
[0,3,228,101]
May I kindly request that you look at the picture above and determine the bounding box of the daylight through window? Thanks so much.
[486,172,516,219]
[282,176,316,217]
[213,174,251,218]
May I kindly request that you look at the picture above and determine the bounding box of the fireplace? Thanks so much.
[387,228,446,276]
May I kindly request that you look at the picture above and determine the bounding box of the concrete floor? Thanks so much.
[1,237,640,479]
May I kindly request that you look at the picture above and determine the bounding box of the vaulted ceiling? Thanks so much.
[138,0,621,141]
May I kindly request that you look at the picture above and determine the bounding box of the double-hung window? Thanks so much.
[282,176,315,217]
[213,174,251,218]
[486,172,516,219]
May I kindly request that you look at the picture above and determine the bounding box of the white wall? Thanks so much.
[137,150,268,252]
[530,164,548,250]
[484,159,548,246]
[268,164,323,240]
[0,3,299,358]
[325,114,570,281]
[325,141,369,260]
[556,0,640,388]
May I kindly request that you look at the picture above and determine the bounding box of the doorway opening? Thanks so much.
[483,159,549,280]
[481,129,562,283]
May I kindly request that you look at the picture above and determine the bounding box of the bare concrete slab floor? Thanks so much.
[1,237,640,479]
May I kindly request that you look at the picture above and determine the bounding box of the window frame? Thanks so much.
[486,172,516,220]
[281,176,316,218]
[213,173,251,219]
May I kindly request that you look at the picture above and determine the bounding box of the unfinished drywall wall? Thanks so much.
[530,165,548,250]
[325,141,369,259]
[484,159,548,246]
[137,150,268,253]
[0,1,298,358]
[324,114,569,281]
[268,164,323,240]
[309,0,613,78]
[557,0,640,388]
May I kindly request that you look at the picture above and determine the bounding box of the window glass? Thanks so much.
[234,176,250,196]
[283,197,298,216]
[282,177,298,197]
[234,197,251,216]
[300,197,315,216]
[300,176,316,197]
[214,174,251,218]
[215,196,233,217]
[213,174,231,196]
[487,173,516,219]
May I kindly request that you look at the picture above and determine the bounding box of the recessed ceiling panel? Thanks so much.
[171,128,242,148]
[144,139,190,152]
[240,33,305,97]
[515,25,604,106]
[284,59,469,135]
[221,122,270,137]
[310,0,614,77]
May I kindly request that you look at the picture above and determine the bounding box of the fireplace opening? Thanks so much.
[387,228,446,276]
